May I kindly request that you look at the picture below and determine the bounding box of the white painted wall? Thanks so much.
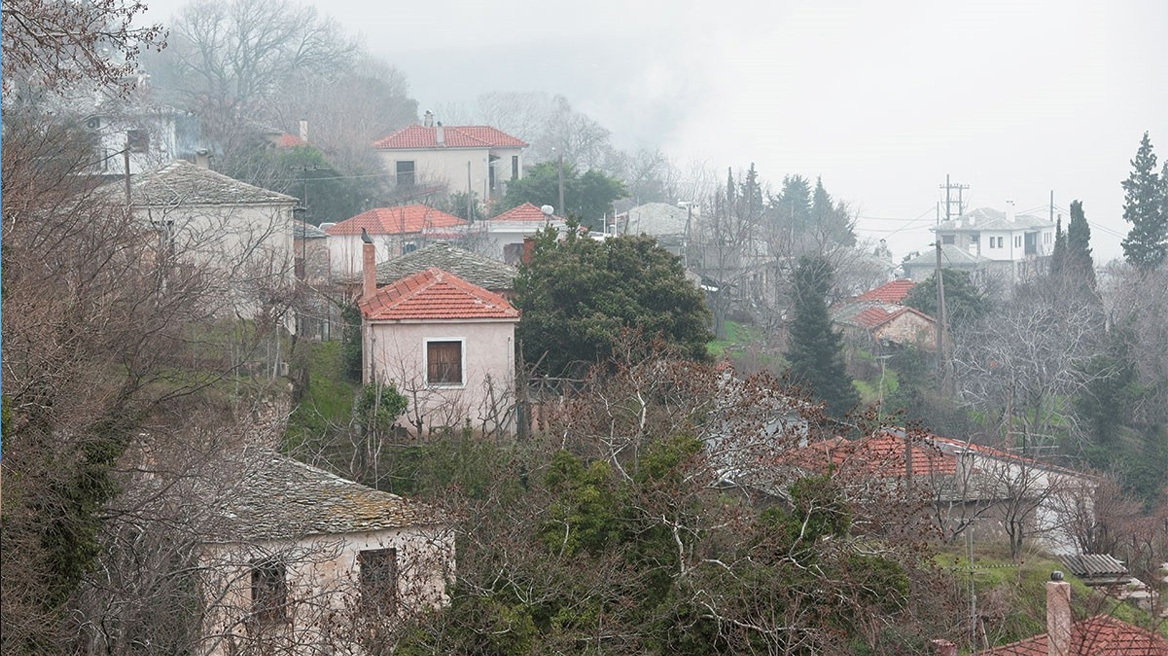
[329,232,429,278]
[364,319,517,433]
[378,146,523,201]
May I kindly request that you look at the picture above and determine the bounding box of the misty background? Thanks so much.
[139,0,1168,261]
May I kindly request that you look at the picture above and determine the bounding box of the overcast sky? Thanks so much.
[145,0,1167,261]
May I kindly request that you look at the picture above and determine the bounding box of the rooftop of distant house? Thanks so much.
[125,159,297,207]
[853,279,916,304]
[373,123,528,150]
[977,614,1168,655]
[360,267,520,322]
[782,432,957,478]
[325,205,466,236]
[375,242,517,289]
[210,448,445,542]
[294,220,328,239]
[490,202,564,223]
[902,244,991,269]
[618,202,692,237]
[933,207,1054,233]
[833,303,934,330]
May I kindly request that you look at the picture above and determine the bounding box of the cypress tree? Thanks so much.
[786,256,859,417]
[1066,200,1096,291]
[1121,132,1166,269]
[1049,217,1067,279]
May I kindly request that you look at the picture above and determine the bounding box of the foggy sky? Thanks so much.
[144,0,1168,262]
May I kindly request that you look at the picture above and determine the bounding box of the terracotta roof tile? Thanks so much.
[326,205,466,236]
[979,615,1168,655]
[373,124,528,149]
[360,267,520,321]
[783,432,957,477]
[276,132,308,148]
[491,202,563,222]
[854,279,916,304]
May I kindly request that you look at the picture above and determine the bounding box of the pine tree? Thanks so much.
[1120,132,1166,269]
[1049,217,1067,279]
[786,256,859,417]
[1066,200,1096,291]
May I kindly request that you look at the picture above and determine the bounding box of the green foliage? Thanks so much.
[356,382,408,434]
[786,256,859,417]
[340,303,363,383]
[541,451,623,557]
[433,190,485,222]
[515,225,713,376]
[501,161,627,231]
[230,144,371,224]
[1121,131,1167,269]
[903,268,991,333]
[811,176,857,246]
[1050,216,1067,278]
[285,340,359,450]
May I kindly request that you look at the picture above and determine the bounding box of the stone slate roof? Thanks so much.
[902,244,990,270]
[128,160,296,207]
[933,207,1054,233]
[361,267,520,321]
[620,202,690,237]
[294,220,328,239]
[376,242,517,289]
[212,449,445,542]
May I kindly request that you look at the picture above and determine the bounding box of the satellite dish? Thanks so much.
[540,205,555,216]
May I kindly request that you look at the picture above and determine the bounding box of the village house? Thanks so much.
[616,202,695,257]
[469,202,566,265]
[832,279,937,351]
[358,238,520,434]
[373,111,527,203]
[376,242,518,299]
[200,447,454,656]
[904,205,1057,286]
[325,205,466,278]
[125,158,299,319]
[85,104,206,177]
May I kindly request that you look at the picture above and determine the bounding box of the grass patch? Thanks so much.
[707,320,762,358]
[286,340,359,450]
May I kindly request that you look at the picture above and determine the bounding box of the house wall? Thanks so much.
[294,236,330,284]
[364,319,518,433]
[873,312,936,349]
[379,146,523,202]
[200,524,454,656]
[329,232,432,278]
[134,202,295,318]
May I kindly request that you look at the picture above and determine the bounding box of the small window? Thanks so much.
[127,129,149,154]
[941,234,955,245]
[403,241,418,254]
[426,340,463,386]
[1015,235,1022,248]
[396,161,415,186]
[251,558,287,624]
[511,155,519,179]
[359,548,398,616]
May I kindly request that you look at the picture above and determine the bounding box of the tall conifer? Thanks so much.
[786,256,858,417]
[1121,132,1166,269]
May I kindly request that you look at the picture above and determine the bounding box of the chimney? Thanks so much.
[522,236,536,265]
[1006,200,1017,223]
[194,149,211,169]
[423,110,434,128]
[361,228,377,300]
[930,639,958,656]
[298,118,309,144]
[1046,571,1072,656]
[436,121,444,146]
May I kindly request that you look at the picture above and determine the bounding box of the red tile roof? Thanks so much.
[846,305,934,330]
[276,132,308,148]
[491,202,563,222]
[373,124,528,150]
[979,615,1168,655]
[783,432,957,477]
[360,267,520,322]
[854,279,916,304]
[326,205,466,236]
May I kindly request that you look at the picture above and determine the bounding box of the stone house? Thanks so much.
[373,112,527,203]
[200,448,454,656]
[832,279,936,351]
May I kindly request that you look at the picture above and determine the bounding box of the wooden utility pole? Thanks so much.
[557,151,565,217]
[123,142,132,206]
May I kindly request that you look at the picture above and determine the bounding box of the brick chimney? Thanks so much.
[361,228,377,300]
[930,639,957,656]
[194,149,211,169]
[522,236,536,265]
[1046,571,1072,656]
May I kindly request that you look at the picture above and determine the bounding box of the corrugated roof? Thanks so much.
[326,205,466,236]
[211,449,445,542]
[360,267,520,322]
[126,160,297,206]
[373,124,528,150]
[491,202,562,223]
[375,242,517,289]
[934,207,1054,233]
[978,615,1168,655]
[1062,554,1129,579]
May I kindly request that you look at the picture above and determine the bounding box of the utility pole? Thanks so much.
[467,161,474,223]
[939,174,969,221]
[123,141,132,206]
[557,151,565,217]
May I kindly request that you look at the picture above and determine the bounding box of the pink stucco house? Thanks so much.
[358,258,520,435]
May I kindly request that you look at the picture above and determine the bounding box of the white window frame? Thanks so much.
[423,337,466,389]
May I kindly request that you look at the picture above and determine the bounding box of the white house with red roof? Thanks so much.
[359,266,520,435]
[325,204,467,278]
[469,202,567,264]
[374,111,527,202]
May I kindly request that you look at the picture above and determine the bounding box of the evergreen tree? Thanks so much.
[1049,217,1067,279]
[810,177,856,247]
[1066,200,1097,291]
[775,174,813,240]
[1120,132,1166,269]
[786,256,859,417]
